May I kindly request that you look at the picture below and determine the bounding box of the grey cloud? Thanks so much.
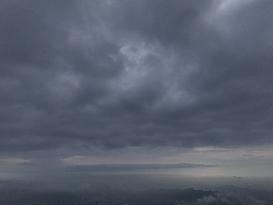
[0,0,272,155]
[63,162,217,172]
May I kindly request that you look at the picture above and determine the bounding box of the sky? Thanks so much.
[0,0,272,178]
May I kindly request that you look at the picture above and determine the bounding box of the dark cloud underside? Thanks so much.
[0,0,272,154]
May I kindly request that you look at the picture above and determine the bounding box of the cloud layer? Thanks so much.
[0,0,272,156]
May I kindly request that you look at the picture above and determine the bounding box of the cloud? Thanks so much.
[61,158,217,172]
[0,0,272,156]
[0,158,31,166]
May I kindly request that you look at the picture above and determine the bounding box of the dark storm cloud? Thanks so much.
[0,0,272,154]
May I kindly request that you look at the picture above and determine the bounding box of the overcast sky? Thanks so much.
[0,0,272,178]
